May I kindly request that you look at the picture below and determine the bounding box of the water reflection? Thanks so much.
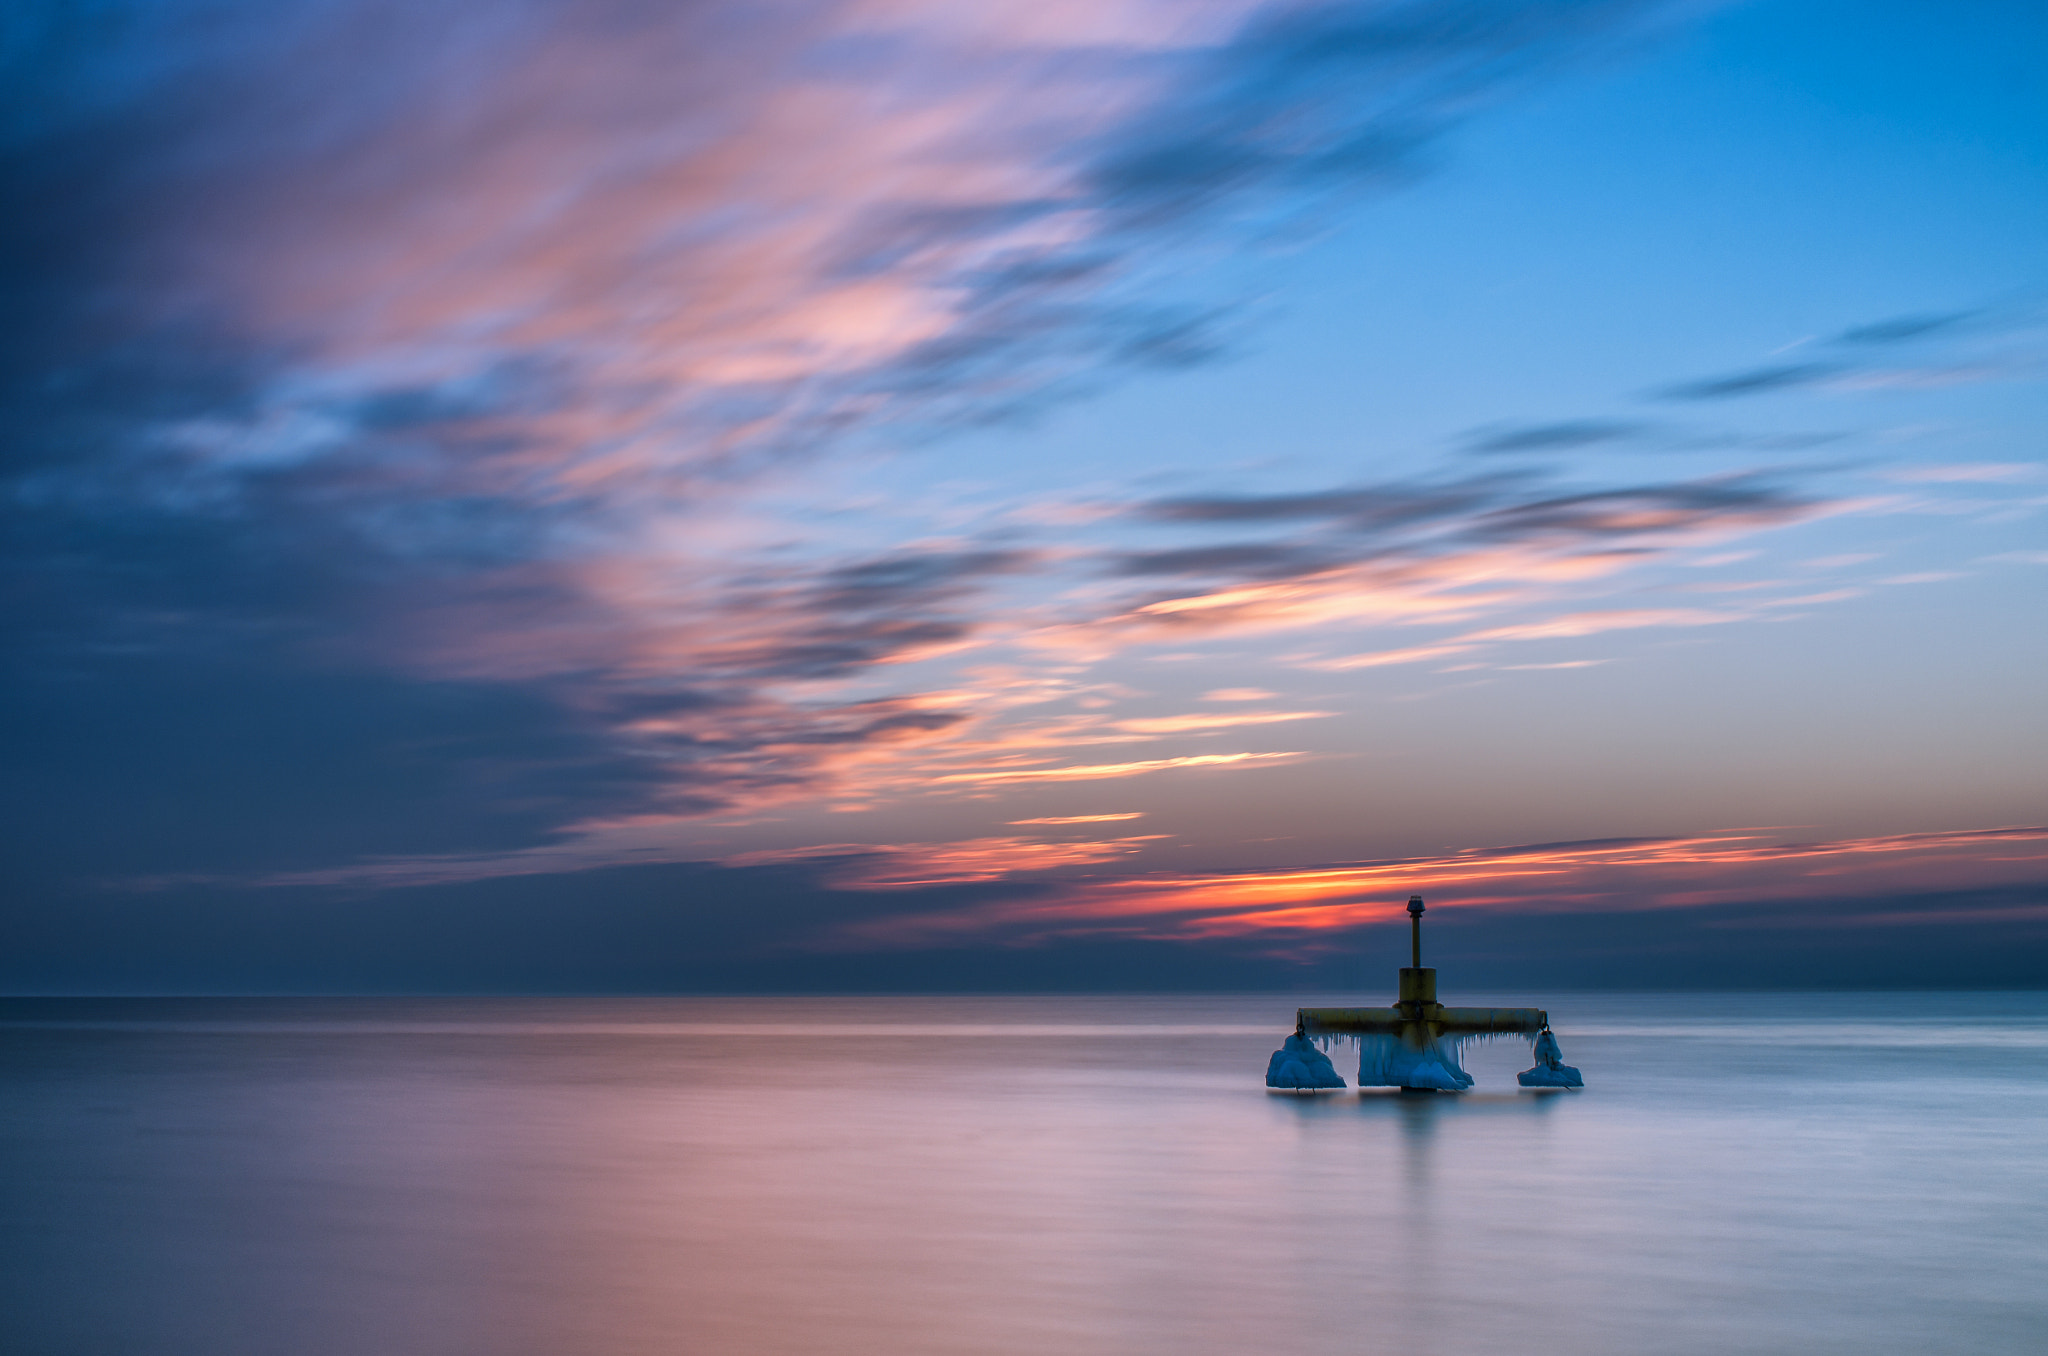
[1314,1088,1568,1343]
[3,994,2045,1356]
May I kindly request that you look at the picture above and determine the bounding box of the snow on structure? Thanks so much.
[1266,1032,1347,1091]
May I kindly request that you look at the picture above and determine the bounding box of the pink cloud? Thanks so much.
[726,834,1164,888]
[67,0,1884,899]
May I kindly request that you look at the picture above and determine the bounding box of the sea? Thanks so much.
[3,991,2045,1355]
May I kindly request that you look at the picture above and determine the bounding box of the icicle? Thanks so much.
[1356,1033,1475,1090]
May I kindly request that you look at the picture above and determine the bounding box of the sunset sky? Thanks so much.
[6,0,2044,992]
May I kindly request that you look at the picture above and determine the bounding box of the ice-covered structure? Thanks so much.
[1356,1033,1474,1090]
[1517,1027,1584,1088]
[1265,1032,1346,1091]
[1276,895,1582,1093]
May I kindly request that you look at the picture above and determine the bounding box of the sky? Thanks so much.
[4,0,2045,993]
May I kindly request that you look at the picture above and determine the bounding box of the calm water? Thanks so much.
[4,992,2046,1355]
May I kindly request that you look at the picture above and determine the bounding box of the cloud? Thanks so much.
[1450,301,2048,489]
[1886,463,2039,484]
[1316,602,1772,669]
[1835,310,1983,346]
[931,750,1310,784]
[17,0,1965,938]
[1461,419,1649,452]
[1459,419,1847,455]
[1108,542,1339,579]
[1470,479,1811,538]
[8,2,2040,1000]
[4,0,1694,891]
[1136,481,1498,526]
[1318,642,1476,669]
[9,0,1676,493]
[725,835,1162,888]
[829,825,2048,948]
[1657,298,2048,401]
[1111,709,1332,734]
[10,414,1841,897]
[1659,362,1845,401]
[1043,471,1821,658]
[1462,607,1738,642]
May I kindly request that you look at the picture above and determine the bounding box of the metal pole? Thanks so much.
[1408,895,1424,968]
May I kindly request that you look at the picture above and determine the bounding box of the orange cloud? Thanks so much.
[931,751,1309,784]
[1008,813,1147,824]
[830,825,2048,947]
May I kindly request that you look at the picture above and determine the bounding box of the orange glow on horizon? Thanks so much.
[828,825,2048,947]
